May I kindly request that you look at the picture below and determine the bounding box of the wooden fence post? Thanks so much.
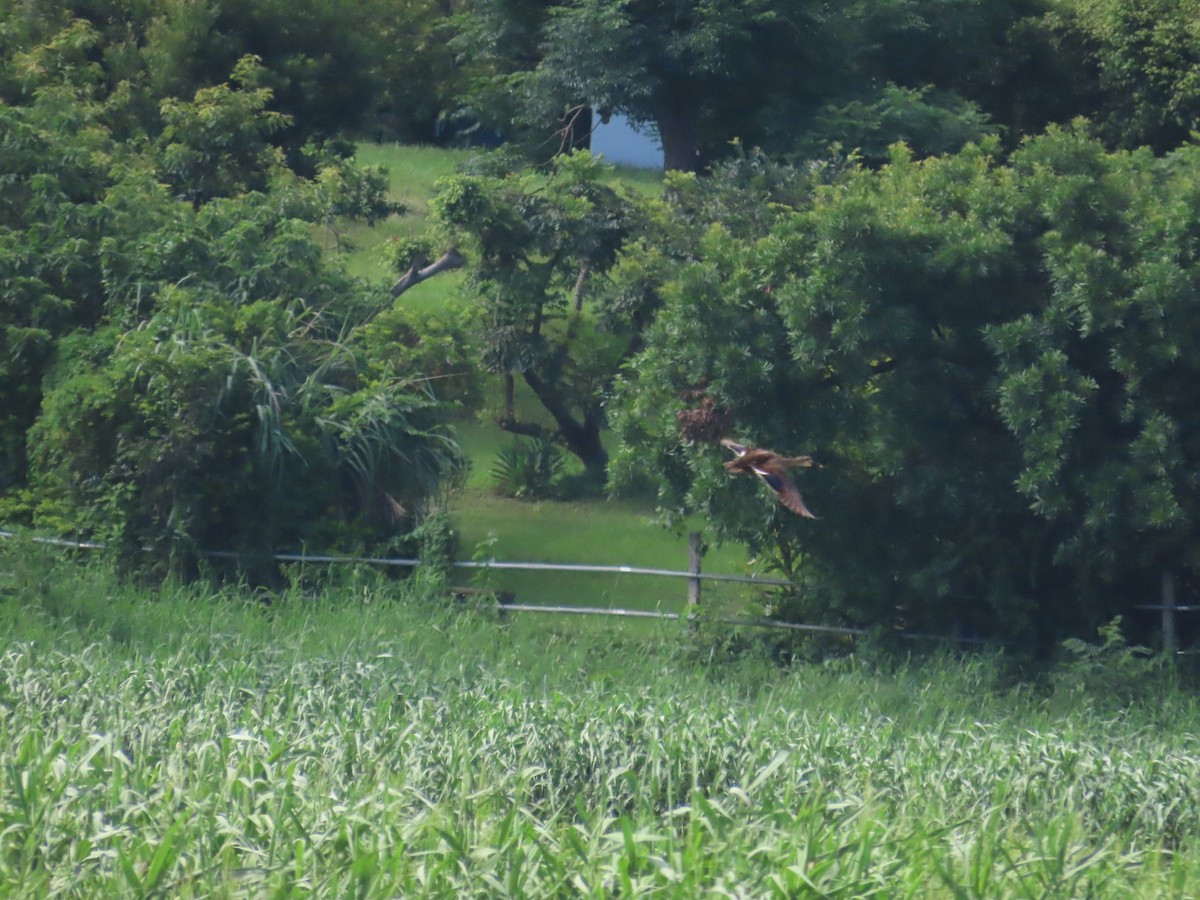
[687,532,703,632]
[1162,571,1177,656]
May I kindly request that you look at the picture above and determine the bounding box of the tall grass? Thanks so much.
[2,545,1198,897]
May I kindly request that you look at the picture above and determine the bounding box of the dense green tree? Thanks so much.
[369,0,466,142]
[455,0,843,170]
[197,0,387,151]
[156,55,290,207]
[0,0,455,149]
[613,143,1036,639]
[1,39,460,576]
[402,153,643,475]
[793,85,996,165]
[534,0,819,170]
[849,0,1058,136]
[1043,0,1200,153]
[613,128,1200,647]
[0,82,113,491]
[991,133,1200,610]
[454,0,1060,169]
[448,0,559,144]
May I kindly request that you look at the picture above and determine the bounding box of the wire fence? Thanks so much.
[2,527,996,645]
[204,549,792,585]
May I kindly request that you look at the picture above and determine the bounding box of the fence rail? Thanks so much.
[1,531,784,588]
[0,531,791,586]
[0,530,107,550]
[206,549,792,585]
[9,527,1160,649]
[1,526,875,624]
[492,603,892,639]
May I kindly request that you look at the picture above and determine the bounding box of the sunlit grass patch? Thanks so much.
[443,415,756,615]
[334,142,662,288]
[450,488,751,613]
[327,143,473,286]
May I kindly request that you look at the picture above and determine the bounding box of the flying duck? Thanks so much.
[721,438,818,518]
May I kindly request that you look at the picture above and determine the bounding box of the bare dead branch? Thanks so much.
[555,103,594,156]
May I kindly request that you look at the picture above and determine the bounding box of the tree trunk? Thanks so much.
[573,261,590,313]
[656,100,701,173]
[503,369,608,477]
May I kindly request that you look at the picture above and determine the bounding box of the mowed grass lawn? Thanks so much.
[453,491,753,617]
[3,548,1199,897]
[451,422,752,615]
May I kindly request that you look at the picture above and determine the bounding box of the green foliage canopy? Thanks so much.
[1,31,461,577]
[1046,0,1200,153]
[0,0,458,148]
[453,0,1055,169]
[614,128,1200,646]
[421,152,643,474]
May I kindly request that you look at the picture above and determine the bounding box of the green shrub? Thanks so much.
[356,302,484,410]
[1053,616,1165,705]
[490,438,565,500]
[28,288,462,580]
[409,509,459,591]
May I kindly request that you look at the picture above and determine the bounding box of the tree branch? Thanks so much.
[390,248,466,298]
[554,103,596,156]
[573,261,590,313]
[521,368,608,471]
[496,415,555,444]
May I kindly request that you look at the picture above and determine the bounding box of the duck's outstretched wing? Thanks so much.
[721,438,747,456]
[754,467,818,518]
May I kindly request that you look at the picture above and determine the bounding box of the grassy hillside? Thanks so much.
[331,143,473,302]
[338,142,663,290]
[3,554,1197,897]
